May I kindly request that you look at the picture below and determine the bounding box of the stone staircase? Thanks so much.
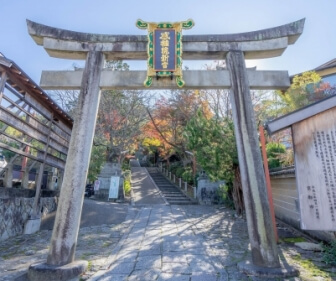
[146,168,197,205]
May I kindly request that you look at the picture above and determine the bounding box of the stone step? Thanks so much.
[162,191,186,198]
[160,188,181,194]
[146,168,196,205]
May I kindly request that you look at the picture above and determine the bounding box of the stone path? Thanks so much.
[87,205,336,281]
[1,204,336,281]
[0,207,139,281]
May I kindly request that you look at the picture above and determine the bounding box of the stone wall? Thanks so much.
[197,176,225,205]
[0,190,58,241]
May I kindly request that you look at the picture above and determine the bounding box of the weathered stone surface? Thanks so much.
[226,50,279,268]
[238,260,299,278]
[294,242,323,252]
[0,196,57,241]
[28,260,88,281]
[27,19,305,60]
[46,49,104,266]
[40,69,290,90]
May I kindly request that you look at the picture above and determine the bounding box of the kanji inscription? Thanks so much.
[293,109,336,230]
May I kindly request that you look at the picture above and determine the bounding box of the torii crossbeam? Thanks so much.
[26,19,304,280]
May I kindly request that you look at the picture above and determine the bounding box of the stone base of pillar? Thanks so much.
[28,261,88,281]
[238,260,299,278]
[24,218,41,235]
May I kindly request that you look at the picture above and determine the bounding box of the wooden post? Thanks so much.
[0,71,7,104]
[21,167,30,189]
[259,125,278,242]
[32,120,53,218]
[226,51,280,268]
[47,49,104,266]
[4,163,13,187]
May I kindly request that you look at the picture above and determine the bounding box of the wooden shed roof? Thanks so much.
[0,53,73,128]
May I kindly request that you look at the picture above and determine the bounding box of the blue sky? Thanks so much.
[1,0,335,83]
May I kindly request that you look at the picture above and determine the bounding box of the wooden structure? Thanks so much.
[266,94,336,231]
[26,18,304,279]
[0,54,72,215]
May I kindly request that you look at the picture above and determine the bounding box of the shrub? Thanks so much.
[123,170,131,196]
[124,179,131,196]
[266,142,286,169]
[175,167,185,178]
[217,184,235,208]
[321,240,336,266]
[182,167,193,184]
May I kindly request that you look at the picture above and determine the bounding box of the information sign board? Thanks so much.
[108,176,119,200]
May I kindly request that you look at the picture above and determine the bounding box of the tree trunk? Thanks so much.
[232,166,244,215]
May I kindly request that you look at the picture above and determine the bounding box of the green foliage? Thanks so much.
[1,148,16,161]
[266,142,286,169]
[181,167,193,184]
[184,110,237,183]
[123,178,131,196]
[321,240,336,266]
[87,145,106,182]
[217,184,235,208]
[168,161,183,174]
[123,170,132,196]
[281,237,306,243]
[292,254,331,278]
[122,159,130,171]
[291,71,321,89]
[260,71,332,122]
[175,166,185,178]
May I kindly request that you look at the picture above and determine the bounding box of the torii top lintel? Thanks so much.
[27,19,305,61]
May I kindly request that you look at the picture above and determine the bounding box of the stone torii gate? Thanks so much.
[26,19,304,280]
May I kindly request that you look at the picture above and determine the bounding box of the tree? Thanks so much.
[184,109,244,214]
[262,71,333,119]
[95,88,149,163]
[49,61,149,180]
[143,89,212,159]
[184,110,237,182]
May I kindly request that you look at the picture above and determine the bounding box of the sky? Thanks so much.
[1,0,335,84]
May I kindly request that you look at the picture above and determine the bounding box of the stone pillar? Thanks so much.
[4,163,13,187]
[47,49,104,266]
[29,48,104,280]
[226,51,279,268]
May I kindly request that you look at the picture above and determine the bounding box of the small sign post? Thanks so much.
[94,179,100,191]
[108,176,119,200]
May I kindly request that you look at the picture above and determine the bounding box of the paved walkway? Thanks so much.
[41,199,129,230]
[1,162,335,280]
[1,205,335,281]
[86,205,336,281]
[89,205,247,281]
